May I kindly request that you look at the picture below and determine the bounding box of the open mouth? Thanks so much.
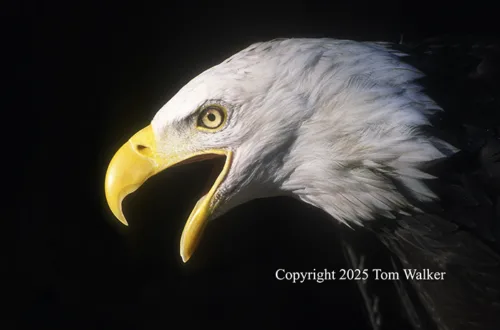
[120,153,228,260]
[138,152,230,262]
[104,125,233,262]
[123,154,227,221]
[171,153,228,205]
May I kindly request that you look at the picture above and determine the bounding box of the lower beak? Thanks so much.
[104,125,232,262]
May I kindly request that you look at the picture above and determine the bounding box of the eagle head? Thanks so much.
[104,38,456,262]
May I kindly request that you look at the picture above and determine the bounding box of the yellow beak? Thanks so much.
[104,125,232,263]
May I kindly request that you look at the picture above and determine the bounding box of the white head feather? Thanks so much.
[152,38,458,226]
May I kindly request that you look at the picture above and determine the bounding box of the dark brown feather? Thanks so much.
[373,35,500,330]
[342,35,500,330]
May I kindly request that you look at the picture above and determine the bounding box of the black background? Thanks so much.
[11,1,498,329]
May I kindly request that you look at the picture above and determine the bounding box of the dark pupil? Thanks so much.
[207,113,216,122]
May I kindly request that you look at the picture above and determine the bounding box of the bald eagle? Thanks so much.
[104,36,500,330]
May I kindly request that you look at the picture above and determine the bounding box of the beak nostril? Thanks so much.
[135,144,153,157]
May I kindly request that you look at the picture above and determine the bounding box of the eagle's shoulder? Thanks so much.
[361,36,500,330]
[397,35,500,252]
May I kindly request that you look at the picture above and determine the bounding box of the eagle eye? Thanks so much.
[197,105,226,131]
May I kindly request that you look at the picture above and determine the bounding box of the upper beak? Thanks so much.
[105,125,159,226]
[104,125,232,262]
